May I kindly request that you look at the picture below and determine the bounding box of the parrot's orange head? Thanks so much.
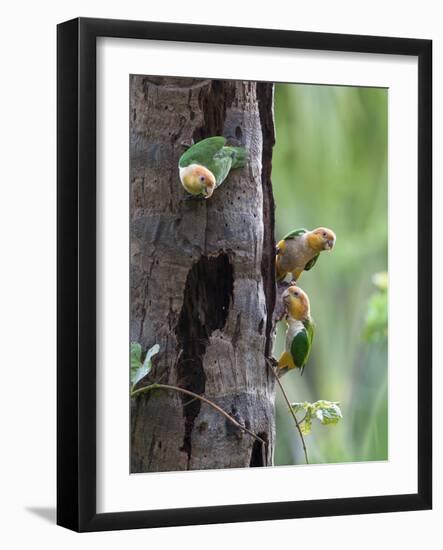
[181,164,216,198]
[307,227,336,252]
[282,284,311,321]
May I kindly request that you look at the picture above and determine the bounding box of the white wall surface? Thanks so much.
[0,1,440,548]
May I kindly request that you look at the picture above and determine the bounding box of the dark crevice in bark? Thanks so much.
[175,253,234,467]
[257,82,277,358]
[193,80,235,141]
[250,432,269,467]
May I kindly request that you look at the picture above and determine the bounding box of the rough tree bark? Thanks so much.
[130,76,276,472]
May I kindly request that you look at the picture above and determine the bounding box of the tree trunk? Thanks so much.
[130,76,276,472]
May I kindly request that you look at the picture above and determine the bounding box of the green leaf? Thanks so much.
[291,401,314,434]
[130,343,160,390]
[290,400,343,434]
[314,400,343,426]
[300,409,313,435]
[144,344,160,371]
[291,401,308,415]
[131,342,142,370]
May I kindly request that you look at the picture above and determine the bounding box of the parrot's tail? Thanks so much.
[226,146,249,169]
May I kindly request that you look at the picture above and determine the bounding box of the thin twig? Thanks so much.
[266,359,309,464]
[131,383,267,451]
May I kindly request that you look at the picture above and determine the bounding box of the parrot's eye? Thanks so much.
[322,232,327,237]
[199,176,205,182]
[294,291,299,297]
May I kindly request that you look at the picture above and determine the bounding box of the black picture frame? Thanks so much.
[57,17,432,532]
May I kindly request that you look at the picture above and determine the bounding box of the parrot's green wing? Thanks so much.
[178,136,226,168]
[211,145,248,186]
[283,228,308,241]
[304,253,319,271]
[221,146,248,169]
[303,318,315,346]
[211,153,234,187]
[290,328,311,370]
[290,320,314,374]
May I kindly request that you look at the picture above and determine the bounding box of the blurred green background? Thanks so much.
[272,83,388,466]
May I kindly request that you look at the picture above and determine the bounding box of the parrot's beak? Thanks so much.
[325,239,335,250]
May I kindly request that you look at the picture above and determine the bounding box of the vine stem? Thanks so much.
[266,359,309,465]
[131,383,267,453]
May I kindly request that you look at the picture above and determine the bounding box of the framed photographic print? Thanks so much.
[57,17,432,532]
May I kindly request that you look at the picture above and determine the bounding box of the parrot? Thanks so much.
[178,136,248,199]
[276,227,336,282]
[278,284,314,376]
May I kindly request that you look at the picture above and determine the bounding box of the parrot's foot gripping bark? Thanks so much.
[266,356,290,379]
